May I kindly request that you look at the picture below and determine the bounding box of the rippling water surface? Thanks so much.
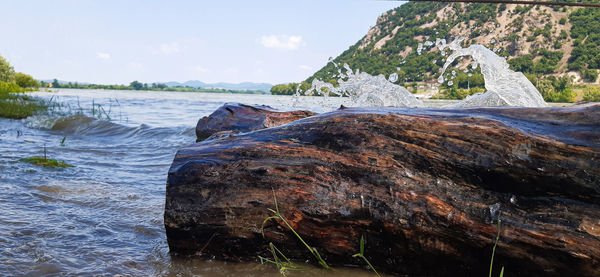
[0,89,386,276]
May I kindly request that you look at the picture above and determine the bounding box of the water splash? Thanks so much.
[437,38,547,107]
[297,63,423,108]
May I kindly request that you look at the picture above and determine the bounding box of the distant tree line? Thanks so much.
[270,83,298,95]
[40,79,267,94]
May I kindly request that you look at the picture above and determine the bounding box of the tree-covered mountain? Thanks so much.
[306,1,600,87]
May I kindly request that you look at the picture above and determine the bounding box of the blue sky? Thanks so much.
[0,0,404,85]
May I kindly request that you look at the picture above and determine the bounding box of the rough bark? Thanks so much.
[167,104,600,276]
[195,103,316,142]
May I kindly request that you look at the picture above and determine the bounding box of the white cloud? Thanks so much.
[299,65,313,71]
[96,52,111,60]
[160,42,180,54]
[260,35,304,50]
[151,42,181,55]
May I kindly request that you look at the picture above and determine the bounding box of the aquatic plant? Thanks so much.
[18,146,74,168]
[489,218,505,277]
[19,156,74,168]
[260,190,330,271]
[259,243,307,276]
[352,235,381,277]
[260,191,387,276]
[260,193,510,276]
[91,99,112,120]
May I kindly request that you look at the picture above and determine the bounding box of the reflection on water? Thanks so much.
[0,89,381,276]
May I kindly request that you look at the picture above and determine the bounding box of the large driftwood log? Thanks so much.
[166,104,600,276]
[195,103,315,142]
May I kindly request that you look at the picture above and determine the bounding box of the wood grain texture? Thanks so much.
[195,103,315,142]
[168,103,600,276]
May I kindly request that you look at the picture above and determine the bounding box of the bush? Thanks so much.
[270,83,299,95]
[559,17,566,25]
[536,77,576,103]
[582,86,600,102]
[542,87,576,103]
[0,55,15,83]
[0,81,24,93]
[553,41,562,49]
[15,73,39,88]
[0,81,45,119]
[508,55,534,72]
[581,69,598,83]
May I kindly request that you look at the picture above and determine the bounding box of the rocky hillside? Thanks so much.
[307,2,600,85]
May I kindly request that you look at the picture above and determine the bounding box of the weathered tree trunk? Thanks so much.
[195,103,315,142]
[166,103,600,276]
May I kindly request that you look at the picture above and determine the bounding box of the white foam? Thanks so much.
[437,38,547,107]
[298,63,423,108]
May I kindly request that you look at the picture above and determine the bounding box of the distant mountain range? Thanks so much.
[164,81,273,92]
[41,80,90,85]
[42,80,274,92]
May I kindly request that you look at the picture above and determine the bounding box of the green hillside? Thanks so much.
[310,2,599,83]
[271,2,600,101]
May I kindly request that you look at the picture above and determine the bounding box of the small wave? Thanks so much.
[24,114,195,139]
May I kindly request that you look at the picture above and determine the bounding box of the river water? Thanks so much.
[0,89,391,276]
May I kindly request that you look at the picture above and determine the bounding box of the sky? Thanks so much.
[0,0,404,85]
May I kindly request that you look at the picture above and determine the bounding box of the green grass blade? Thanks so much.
[360,235,365,255]
[489,218,502,277]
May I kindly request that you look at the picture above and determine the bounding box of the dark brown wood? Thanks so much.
[195,103,316,142]
[166,104,600,276]
[408,0,600,8]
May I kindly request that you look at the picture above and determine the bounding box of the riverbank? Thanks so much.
[0,83,46,119]
[0,55,46,119]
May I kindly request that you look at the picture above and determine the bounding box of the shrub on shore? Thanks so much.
[583,86,600,102]
[537,76,576,103]
[0,80,25,93]
[0,55,16,83]
[0,83,46,119]
[15,73,39,88]
[0,55,46,119]
[0,79,46,119]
